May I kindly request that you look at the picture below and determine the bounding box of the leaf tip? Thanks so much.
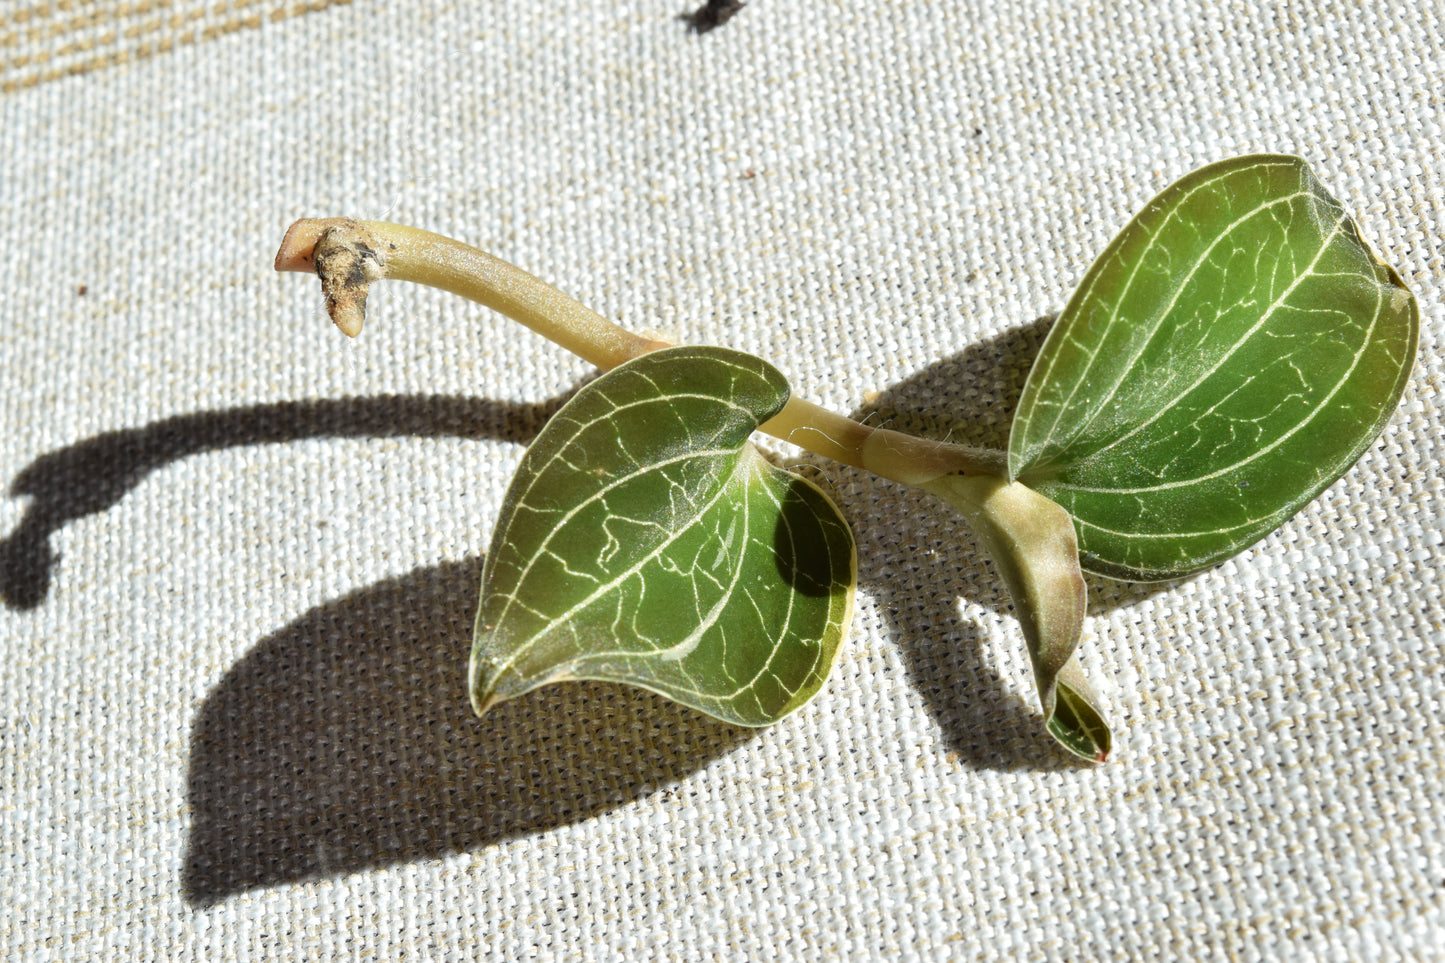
[471,686,503,718]
[468,649,508,718]
[1046,681,1113,764]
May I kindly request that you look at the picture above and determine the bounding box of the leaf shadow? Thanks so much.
[842,315,1086,772]
[10,327,1185,900]
[0,384,747,903]
[0,393,570,611]
[184,556,751,906]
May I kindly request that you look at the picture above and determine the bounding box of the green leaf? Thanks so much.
[1010,155,1419,580]
[470,345,857,727]
[921,475,1111,762]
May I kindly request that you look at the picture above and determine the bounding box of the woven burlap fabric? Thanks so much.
[2,1,1441,959]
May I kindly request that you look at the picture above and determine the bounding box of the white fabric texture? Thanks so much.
[2,1,1441,959]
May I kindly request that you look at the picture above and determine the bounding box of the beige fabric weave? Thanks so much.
[2,1,1441,959]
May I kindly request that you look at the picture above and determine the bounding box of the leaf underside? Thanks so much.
[922,475,1111,762]
[1009,155,1419,580]
[471,345,857,727]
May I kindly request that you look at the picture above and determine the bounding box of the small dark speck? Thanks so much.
[1238,480,1250,489]
[77,284,87,296]
[964,271,977,284]
[742,169,757,179]
[973,127,983,137]
[686,0,745,33]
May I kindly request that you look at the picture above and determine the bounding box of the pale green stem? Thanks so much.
[276,218,1004,485]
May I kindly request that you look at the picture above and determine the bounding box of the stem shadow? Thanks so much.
[184,556,750,905]
[846,316,1085,772]
[0,393,569,610]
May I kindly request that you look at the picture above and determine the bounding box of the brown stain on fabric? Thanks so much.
[1,0,354,94]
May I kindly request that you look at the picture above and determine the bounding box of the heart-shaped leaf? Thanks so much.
[1010,155,1418,580]
[471,345,857,726]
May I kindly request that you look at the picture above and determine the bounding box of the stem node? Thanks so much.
[312,221,387,337]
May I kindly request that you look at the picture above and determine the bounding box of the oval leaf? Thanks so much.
[1009,155,1419,580]
[471,345,857,726]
